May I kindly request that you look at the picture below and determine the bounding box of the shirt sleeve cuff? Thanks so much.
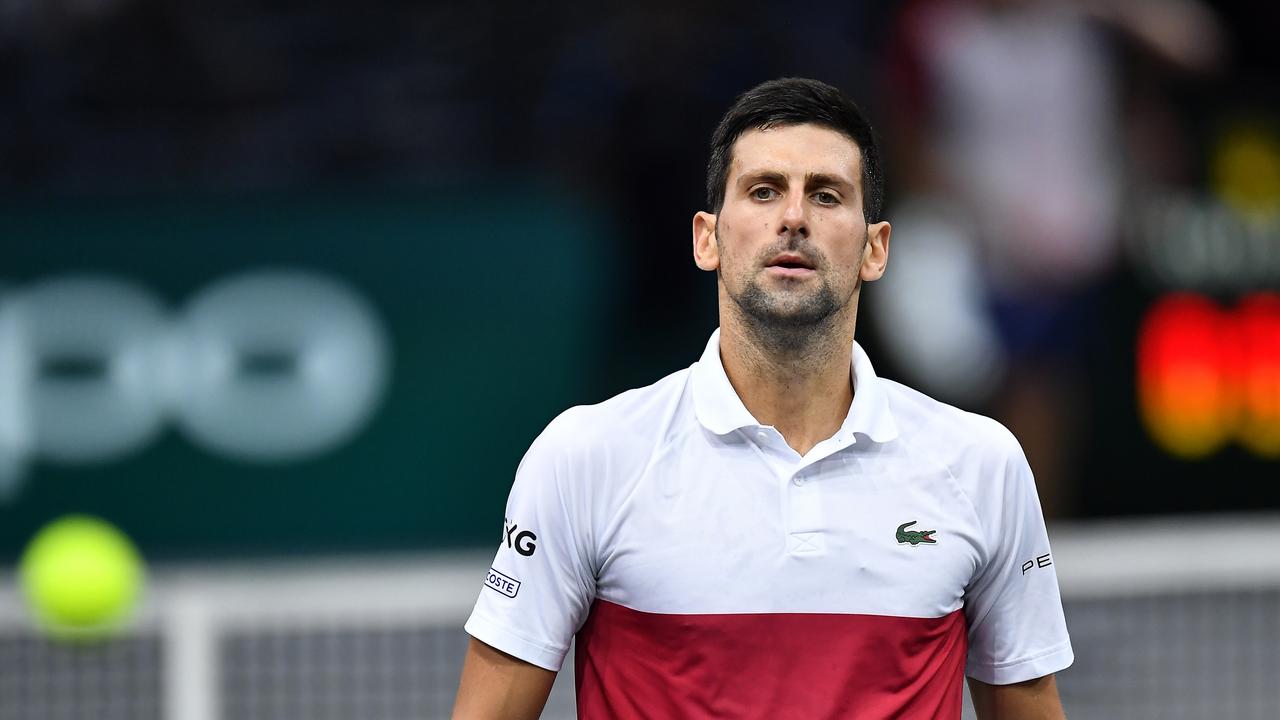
[463,613,569,673]
[966,641,1074,685]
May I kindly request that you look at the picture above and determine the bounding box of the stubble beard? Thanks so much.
[719,231,859,357]
[732,273,842,354]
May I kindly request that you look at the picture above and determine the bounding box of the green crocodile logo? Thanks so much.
[896,521,937,546]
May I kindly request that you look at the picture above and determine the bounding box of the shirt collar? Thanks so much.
[691,328,900,444]
[844,340,900,443]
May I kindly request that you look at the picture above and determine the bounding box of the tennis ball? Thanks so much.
[19,515,145,638]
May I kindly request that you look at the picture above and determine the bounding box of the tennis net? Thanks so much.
[1,514,1277,719]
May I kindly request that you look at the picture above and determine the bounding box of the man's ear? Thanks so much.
[693,211,720,272]
[859,220,890,282]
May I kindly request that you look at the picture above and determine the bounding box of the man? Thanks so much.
[454,77,1072,719]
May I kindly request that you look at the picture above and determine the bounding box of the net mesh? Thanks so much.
[0,631,163,720]
[219,623,578,720]
[1058,587,1280,720]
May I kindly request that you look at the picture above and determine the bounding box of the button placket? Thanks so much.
[785,464,825,555]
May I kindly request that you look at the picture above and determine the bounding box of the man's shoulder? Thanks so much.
[532,365,694,457]
[878,376,1024,467]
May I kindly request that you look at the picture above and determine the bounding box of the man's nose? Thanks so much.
[779,193,809,237]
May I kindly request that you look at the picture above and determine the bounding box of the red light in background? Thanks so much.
[1238,293,1280,458]
[1138,295,1235,459]
[1137,293,1280,460]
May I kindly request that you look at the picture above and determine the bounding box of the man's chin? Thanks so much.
[732,282,843,327]
[746,302,837,328]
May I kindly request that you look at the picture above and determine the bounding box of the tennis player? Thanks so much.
[453,77,1072,719]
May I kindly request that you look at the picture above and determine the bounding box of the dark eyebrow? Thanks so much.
[735,170,857,194]
[736,170,788,189]
[805,172,856,193]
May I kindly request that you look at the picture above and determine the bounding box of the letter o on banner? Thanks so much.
[21,276,169,463]
[172,271,390,461]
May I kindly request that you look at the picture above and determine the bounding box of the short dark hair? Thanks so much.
[705,77,884,222]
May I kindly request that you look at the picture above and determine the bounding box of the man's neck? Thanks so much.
[718,314,856,457]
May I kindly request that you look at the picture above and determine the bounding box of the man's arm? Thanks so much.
[452,637,557,720]
[968,674,1066,720]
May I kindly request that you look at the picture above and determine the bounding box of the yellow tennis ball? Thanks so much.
[18,515,145,638]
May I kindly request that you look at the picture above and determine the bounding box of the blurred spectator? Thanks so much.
[876,0,1223,516]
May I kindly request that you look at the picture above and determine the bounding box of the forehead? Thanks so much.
[728,124,863,184]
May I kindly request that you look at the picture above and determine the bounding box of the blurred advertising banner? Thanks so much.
[0,186,610,560]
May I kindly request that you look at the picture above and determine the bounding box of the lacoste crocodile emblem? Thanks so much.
[896,520,937,546]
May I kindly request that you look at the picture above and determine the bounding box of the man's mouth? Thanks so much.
[765,253,816,276]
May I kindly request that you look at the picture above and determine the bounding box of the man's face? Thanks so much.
[703,123,877,330]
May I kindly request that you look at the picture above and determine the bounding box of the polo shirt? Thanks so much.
[465,329,1073,718]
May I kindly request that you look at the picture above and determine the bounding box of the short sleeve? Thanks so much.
[963,431,1074,684]
[463,412,597,672]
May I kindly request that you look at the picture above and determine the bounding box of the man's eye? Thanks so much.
[751,187,777,200]
[814,191,839,205]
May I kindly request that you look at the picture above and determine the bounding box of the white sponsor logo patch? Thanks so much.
[484,567,521,598]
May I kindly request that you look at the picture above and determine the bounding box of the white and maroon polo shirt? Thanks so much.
[465,329,1073,718]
